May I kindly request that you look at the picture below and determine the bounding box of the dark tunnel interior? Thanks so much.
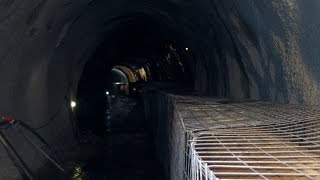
[76,15,193,135]
[74,15,195,179]
[1,1,320,180]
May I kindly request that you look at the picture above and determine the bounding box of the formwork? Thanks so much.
[172,95,320,180]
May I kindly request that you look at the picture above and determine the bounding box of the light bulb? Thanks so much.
[71,101,77,108]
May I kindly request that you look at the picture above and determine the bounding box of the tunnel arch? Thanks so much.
[70,9,250,101]
[110,68,129,84]
[113,65,137,83]
[2,1,320,179]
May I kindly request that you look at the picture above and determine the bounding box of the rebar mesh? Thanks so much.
[173,95,320,180]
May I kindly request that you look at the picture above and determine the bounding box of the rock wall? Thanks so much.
[211,0,320,104]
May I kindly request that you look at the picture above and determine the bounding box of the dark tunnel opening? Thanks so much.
[73,14,196,179]
[76,14,193,135]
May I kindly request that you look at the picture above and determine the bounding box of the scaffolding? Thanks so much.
[173,95,320,180]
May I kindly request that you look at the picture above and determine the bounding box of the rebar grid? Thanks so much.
[174,95,320,180]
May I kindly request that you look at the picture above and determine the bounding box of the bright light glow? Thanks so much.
[106,91,110,95]
[185,47,189,51]
[71,101,77,108]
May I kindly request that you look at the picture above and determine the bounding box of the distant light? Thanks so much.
[71,101,77,108]
[185,47,189,51]
[106,91,110,95]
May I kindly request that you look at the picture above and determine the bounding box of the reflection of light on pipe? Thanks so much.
[71,101,77,109]
[106,91,110,95]
[113,82,127,85]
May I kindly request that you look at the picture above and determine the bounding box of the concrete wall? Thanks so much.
[144,90,186,180]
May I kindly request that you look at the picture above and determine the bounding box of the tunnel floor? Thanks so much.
[17,90,320,180]
[73,95,162,180]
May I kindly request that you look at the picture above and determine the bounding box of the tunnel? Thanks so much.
[0,0,320,179]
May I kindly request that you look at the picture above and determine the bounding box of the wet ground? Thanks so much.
[60,96,162,180]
